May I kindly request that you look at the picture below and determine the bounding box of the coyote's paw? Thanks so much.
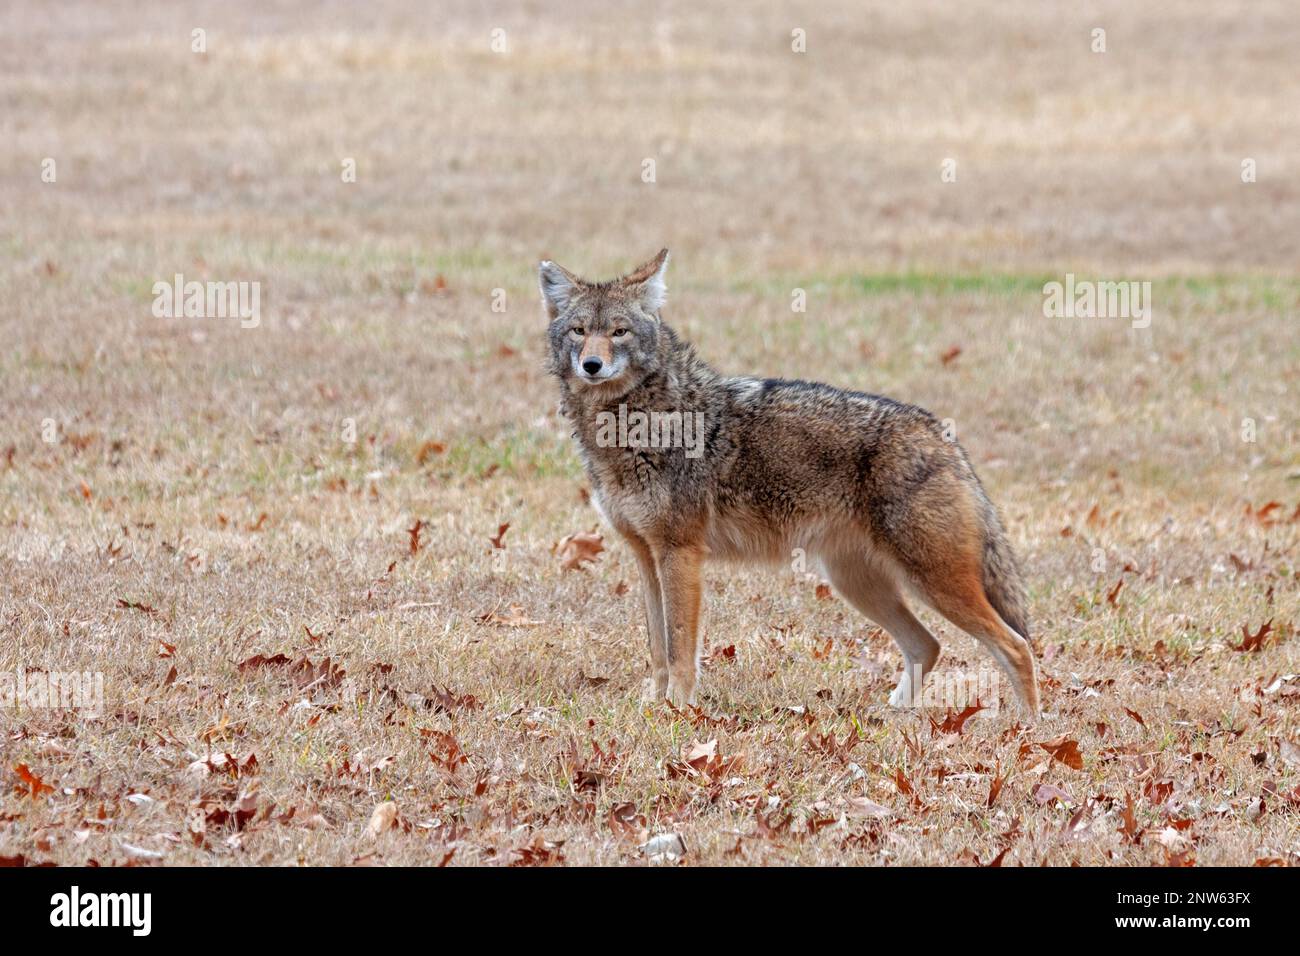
[641,677,668,705]
[665,679,697,709]
[888,679,917,709]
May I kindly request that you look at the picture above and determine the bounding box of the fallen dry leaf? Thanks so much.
[1037,735,1085,771]
[643,832,686,863]
[556,532,604,571]
[115,598,159,616]
[1106,578,1124,606]
[1032,783,1075,806]
[474,604,542,627]
[936,704,984,735]
[844,796,893,818]
[415,440,446,465]
[1279,739,1300,769]
[237,653,292,672]
[13,765,54,799]
[407,519,425,555]
[1234,619,1273,653]
[683,739,717,767]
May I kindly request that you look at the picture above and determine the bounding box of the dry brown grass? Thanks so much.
[0,0,1297,866]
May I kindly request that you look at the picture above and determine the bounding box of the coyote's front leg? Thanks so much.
[658,545,704,707]
[625,535,668,701]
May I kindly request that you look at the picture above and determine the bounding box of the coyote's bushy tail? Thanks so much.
[980,508,1031,641]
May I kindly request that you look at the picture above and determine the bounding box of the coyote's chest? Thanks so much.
[581,443,675,535]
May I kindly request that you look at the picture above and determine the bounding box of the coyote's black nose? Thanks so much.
[582,357,603,375]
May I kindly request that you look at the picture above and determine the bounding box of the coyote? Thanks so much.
[540,250,1039,716]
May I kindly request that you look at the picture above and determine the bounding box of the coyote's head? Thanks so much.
[539,249,670,398]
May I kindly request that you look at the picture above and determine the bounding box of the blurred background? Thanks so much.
[6,0,1299,273]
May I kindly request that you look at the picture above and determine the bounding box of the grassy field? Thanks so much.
[1,0,1297,866]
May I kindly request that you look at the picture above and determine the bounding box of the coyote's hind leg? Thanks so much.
[912,565,1040,717]
[824,554,940,707]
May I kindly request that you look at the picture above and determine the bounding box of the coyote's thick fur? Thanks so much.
[541,250,1039,715]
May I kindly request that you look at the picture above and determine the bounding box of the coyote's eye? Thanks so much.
[569,327,585,338]
[612,328,629,338]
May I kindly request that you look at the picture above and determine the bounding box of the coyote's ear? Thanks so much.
[623,248,669,315]
[538,260,582,320]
